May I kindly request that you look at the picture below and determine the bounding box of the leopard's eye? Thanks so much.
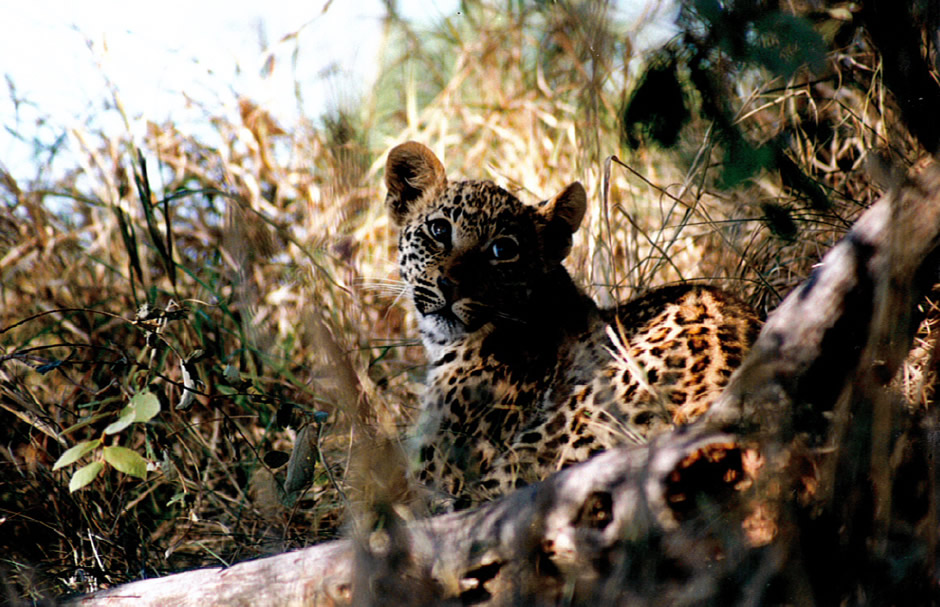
[426,218,452,245]
[488,237,519,262]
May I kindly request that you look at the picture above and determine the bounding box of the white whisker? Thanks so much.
[355,277,412,297]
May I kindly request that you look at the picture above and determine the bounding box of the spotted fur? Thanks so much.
[385,142,760,504]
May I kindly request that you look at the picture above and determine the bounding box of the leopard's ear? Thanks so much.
[538,182,587,261]
[539,182,586,232]
[385,142,447,225]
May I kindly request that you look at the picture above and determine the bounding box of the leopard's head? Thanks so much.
[385,142,586,350]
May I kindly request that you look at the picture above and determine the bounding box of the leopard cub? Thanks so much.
[385,141,759,504]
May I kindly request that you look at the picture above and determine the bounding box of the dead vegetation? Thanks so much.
[1,1,937,603]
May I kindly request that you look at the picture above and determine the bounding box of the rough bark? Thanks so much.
[69,160,940,606]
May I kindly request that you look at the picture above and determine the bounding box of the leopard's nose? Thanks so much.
[437,276,456,302]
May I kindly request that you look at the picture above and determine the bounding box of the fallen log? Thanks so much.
[69,160,940,606]
[68,430,747,607]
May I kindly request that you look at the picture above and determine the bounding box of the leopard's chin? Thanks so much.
[419,310,465,344]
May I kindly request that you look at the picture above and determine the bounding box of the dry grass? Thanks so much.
[0,1,932,603]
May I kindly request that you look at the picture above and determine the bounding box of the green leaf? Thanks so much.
[104,407,137,435]
[104,390,161,435]
[103,446,148,479]
[69,461,104,492]
[53,439,103,470]
[130,390,161,422]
